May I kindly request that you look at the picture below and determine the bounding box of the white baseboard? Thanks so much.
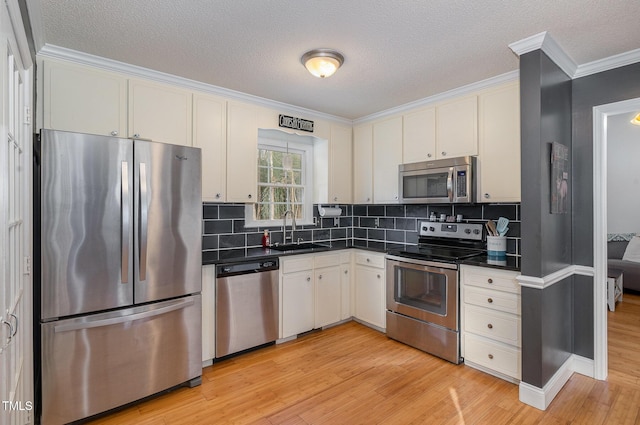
[519,354,594,410]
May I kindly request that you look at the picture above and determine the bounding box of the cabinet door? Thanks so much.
[315,266,342,328]
[353,123,373,204]
[478,83,521,203]
[193,93,227,202]
[329,125,353,204]
[436,95,478,158]
[340,262,352,320]
[43,60,127,137]
[128,79,192,146]
[373,116,403,203]
[403,107,436,163]
[201,265,216,362]
[226,102,258,203]
[354,265,386,329]
[282,271,314,338]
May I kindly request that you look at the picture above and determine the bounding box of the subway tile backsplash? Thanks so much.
[202,202,521,263]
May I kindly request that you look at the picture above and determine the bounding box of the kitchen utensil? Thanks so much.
[496,217,509,235]
[499,226,509,237]
[487,220,498,236]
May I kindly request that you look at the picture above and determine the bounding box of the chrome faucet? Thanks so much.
[283,210,296,243]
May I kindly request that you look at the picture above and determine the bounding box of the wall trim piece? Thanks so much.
[516,265,595,290]
[509,31,577,78]
[575,48,640,79]
[519,354,594,410]
[37,44,353,126]
[353,71,519,125]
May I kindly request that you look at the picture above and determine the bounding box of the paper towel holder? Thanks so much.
[317,205,342,226]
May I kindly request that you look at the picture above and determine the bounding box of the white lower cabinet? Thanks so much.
[201,265,216,363]
[354,251,386,330]
[461,265,521,382]
[281,255,315,339]
[314,253,342,328]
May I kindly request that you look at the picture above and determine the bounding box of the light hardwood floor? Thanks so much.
[88,294,640,425]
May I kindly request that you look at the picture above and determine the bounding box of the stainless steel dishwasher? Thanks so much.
[215,258,279,358]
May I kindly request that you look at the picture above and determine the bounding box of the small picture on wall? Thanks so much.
[551,142,569,214]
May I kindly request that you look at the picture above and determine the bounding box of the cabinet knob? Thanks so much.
[215,193,221,199]
[442,151,447,156]
[377,274,381,279]
[488,354,494,360]
[367,197,371,202]
[344,270,348,275]
[487,323,493,329]
[248,194,252,199]
[133,133,140,138]
[334,196,338,202]
[487,298,493,304]
[306,277,311,282]
[487,278,493,284]
[484,193,490,199]
[366,258,370,262]
[110,131,118,136]
[427,153,432,158]
[394,195,398,200]
[319,274,323,280]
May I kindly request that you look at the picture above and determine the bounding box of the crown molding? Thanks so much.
[25,0,45,52]
[353,70,520,125]
[509,31,577,78]
[37,44,353,126]
[6,0,33,68]
[574,47,640,79]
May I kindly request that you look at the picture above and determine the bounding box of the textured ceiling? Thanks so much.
[30,0,640,120]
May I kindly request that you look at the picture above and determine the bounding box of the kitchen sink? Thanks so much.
[269,243,329,251]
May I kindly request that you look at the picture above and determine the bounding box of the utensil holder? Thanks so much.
[487,236,507,258]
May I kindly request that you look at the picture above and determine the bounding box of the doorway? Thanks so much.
[593,97,640,380]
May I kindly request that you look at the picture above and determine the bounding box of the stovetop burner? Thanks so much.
[389,221,486,263]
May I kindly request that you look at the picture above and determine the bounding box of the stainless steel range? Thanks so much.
[386,222,484,364]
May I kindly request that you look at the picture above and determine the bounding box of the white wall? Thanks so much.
[607,111,640,233]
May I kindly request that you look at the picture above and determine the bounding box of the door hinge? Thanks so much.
[24,106,31,125]
[23,256,31,275]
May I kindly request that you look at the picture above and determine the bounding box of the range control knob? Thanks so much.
[473,229,481,235]
[464,229,471,234]
[422,226,428,232]
[429,226,435,232]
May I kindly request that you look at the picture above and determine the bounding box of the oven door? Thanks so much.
[386,256,458,330]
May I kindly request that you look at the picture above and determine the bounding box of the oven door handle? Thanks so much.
[386,255,458,270]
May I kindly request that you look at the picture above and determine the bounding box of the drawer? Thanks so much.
[464,333,521,380]
[314,252,341,269]
[464,305,521,346]
[280,255,314,274]
[461,265,520,294]
[464,285,520,315]
[354,251,385,268]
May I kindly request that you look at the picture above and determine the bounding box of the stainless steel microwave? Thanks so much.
[398,156,476,204]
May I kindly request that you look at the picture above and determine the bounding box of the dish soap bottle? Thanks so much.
[262,230,270,248]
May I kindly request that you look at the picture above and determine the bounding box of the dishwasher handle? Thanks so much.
[216,259,279,278]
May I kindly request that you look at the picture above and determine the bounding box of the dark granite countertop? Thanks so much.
[461,255,521,272]
[203,243,520,272]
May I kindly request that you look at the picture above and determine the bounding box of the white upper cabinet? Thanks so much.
[226,101,258,203]
[373,116,403,203]
[128,79,192,145]
[403,107,436,163]
[193,93,227,202]
[353,123,374,204]
[436,95,478,158]
[329,124,353,204]
[42,60,127,137]
[477,82,521,203]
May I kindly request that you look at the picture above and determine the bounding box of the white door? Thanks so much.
[1,2,34,424]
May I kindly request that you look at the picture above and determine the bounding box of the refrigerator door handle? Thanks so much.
[53,298,195,333]
[139,162,148,281]
[121,161,130,283]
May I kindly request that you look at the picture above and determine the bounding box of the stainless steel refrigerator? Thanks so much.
[35,130,202,425]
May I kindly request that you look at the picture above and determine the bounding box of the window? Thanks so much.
[245,129,315,227]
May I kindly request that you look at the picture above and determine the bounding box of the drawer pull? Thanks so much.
[306,277,311,282]
[487,323,493,329]
[487,298,493,303]
[488,278,493,284]
[488,354,494,360]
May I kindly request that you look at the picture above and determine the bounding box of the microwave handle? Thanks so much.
[447,167,454,202]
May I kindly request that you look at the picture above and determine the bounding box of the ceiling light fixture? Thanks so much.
[631,113,640,126]
[301,49,344,78]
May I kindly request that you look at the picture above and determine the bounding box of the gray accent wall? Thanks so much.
[519,50,573,388]
[571,61,640,358]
